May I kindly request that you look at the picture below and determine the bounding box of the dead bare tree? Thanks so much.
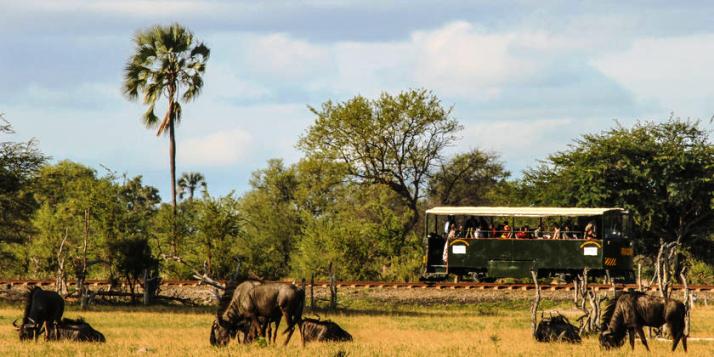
[652,240,679,300]
[573,268,604,335]
[56,229,69,296]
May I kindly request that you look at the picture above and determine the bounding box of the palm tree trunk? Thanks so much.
[169,112,178,255]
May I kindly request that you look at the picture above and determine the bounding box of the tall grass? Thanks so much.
[0,302,712,356]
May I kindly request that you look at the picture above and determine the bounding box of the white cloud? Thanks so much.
[592,34,714,117]
[179,129,253,167]
[411,22,534,99]
[244,33,332,81]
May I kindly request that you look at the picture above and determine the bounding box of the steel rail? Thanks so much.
[2,279,714,292]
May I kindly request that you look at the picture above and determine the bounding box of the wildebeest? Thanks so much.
[599,291,687,352]
[211,280,260,347]
[210,281,305,347]
[534,313,581,344]
[211,280,282,346]
[54,318,106,342]
[13,287,65,341]
[301,317,352,343]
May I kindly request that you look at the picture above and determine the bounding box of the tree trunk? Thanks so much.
[169,118,178,255]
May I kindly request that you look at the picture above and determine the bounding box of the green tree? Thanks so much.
[123,23,210,253]
[299,89,461,255]
[236,159,301,279]
[427,150,510,206]
[178,171,206,201]
[518,119,714,254]
[0,116,45,274]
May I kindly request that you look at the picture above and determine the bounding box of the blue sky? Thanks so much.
[2,1,714,200]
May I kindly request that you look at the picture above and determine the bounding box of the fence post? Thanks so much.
[310,272,315,311]
[329,262,337,310]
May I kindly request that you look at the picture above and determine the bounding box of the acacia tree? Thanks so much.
[123,23,210,253]
[299,89,461,254]
[0,115,45,274]
[428,149,510,206]
[519,119,714,255]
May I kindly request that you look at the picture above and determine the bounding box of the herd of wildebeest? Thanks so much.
[11,280,352,347]
[11,282,690,352]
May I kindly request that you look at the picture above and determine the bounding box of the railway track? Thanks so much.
[2,279,714,292]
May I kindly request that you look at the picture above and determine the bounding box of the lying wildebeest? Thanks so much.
[534,312,581,344]
[13,287,65,341]
[210,281,305,347]
[301,317,352,343]
[600,291,687,352]
[54,318,106,342]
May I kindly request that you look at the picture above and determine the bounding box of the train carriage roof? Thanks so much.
[425,206,625,217]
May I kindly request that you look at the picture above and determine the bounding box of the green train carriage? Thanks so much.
[422,207,634,282]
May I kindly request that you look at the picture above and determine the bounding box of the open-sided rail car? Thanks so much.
[422,207,634,282]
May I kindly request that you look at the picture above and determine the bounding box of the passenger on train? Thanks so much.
[533,224,543,239]
[551,224,562,240]
[501,221,512,239]
[515,225,530,239]
[584,221,597,239]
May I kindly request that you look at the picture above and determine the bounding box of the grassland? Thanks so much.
[1,299,713,356]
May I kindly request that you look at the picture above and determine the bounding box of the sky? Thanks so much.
[2,0,714,200]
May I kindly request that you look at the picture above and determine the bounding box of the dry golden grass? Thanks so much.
[0,302,713,356]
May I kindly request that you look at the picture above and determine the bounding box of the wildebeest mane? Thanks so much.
[22,287,40,322]
[216,280,239,323]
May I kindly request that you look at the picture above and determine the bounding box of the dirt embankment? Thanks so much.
[3,282,713,308]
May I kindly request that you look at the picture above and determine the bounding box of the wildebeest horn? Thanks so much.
[12,319,19,328]
[27,317,35,324]
[602,331,611,336]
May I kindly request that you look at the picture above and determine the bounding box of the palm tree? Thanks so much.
[178,171,207,201]
[123,24,209,252]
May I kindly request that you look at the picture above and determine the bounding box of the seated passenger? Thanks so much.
[562,224,572,239]
[584,221,597,239]
[500,221,513,239]
[456,225,466,238]
[489,224,496,238]
[533,225,543,239]
[515,225,530,239]
[551,224,561,240]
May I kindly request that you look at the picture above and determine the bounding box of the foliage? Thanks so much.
[427,149,510,206]
[299,89,462,252]
[28,161,160,282]
[0,118,46,274]
[178,171,206,201]
[235,159,302,279]
[517,119,714,254]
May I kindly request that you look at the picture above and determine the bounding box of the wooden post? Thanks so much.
[329,262,337,310]
[79,209,89,310]
[530,270,540,338]
[143,269,151,305]
[310,272,315,311]
[680,267,691,337]
[637,263,642,291]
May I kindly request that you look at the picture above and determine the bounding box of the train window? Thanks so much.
[603,213,623,239]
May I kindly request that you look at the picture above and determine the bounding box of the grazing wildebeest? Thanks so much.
[210,281,304,347]
[534,313,581,344]
[241,283,305,346]
[211,280,266,346]
[600,291,687,352]
[301,317,352,343]
[13,287,64,341]
[54,318,106,342]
